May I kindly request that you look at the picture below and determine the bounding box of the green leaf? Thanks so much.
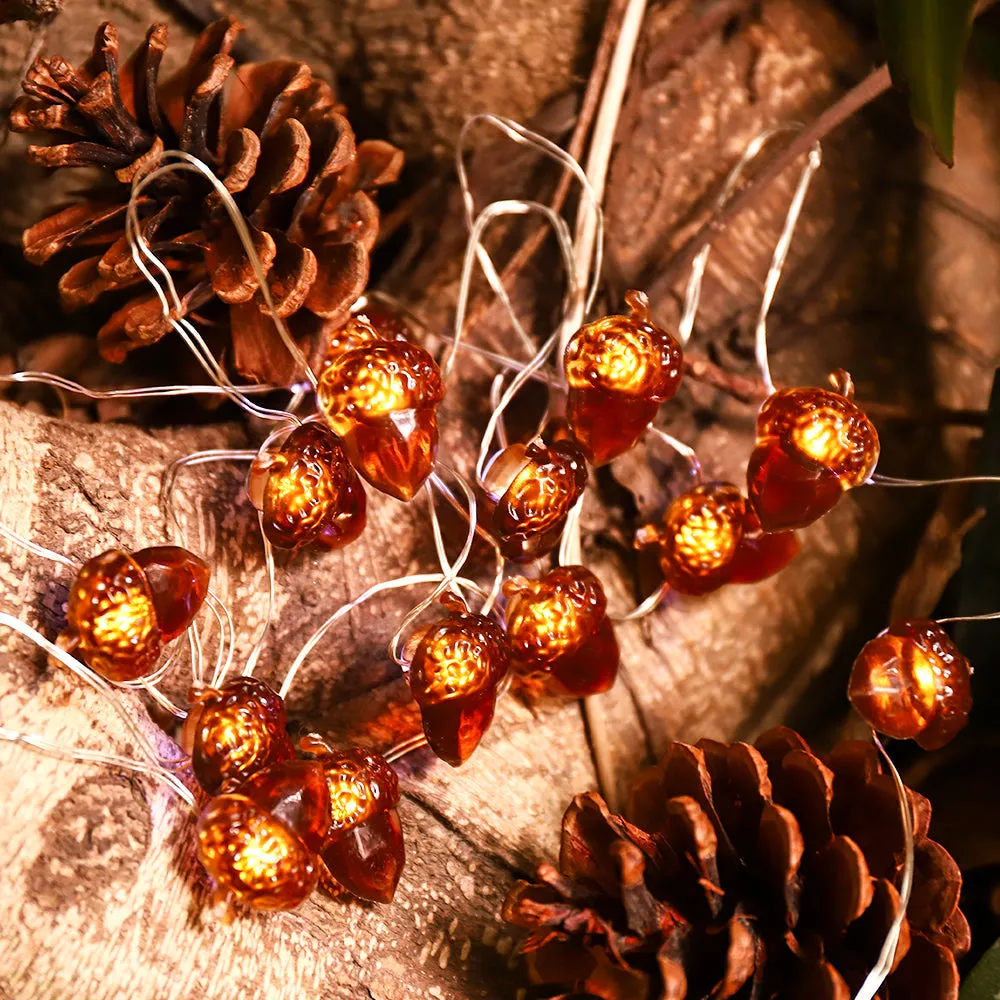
[874,0,977,165]
[960,936,1000,1000]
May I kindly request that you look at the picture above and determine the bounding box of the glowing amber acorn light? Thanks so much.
[848,619,972,750]
[301,737,406,904]
[196,793,319,911]
[636,484,799,595]
[504,565,619,696]
[481,438,588,561]
[317,338,444,502]
[248,421,366,550]
[61,546,209,682]
[747,370,879,532]
[563,289,683,466]
[407,594,510,766]
[183,676,294,795]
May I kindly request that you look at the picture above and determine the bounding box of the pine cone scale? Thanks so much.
[12,17,401,382]
[506,728,968,999]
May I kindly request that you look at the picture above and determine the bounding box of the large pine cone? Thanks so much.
[10,18,402,384]
[504,728,969,1000]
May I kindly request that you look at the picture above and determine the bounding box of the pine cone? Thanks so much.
[504,728,969,1000]
[10,19,402,384]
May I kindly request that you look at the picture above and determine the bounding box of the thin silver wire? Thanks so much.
[445,199,576,384]
[677,124,802,346]
[279,573,491,700]
[557,499,585,567]
[937,610,1000,624]
[454,113,604,362]
[648,426,704,483]
[129,149,317,389]
[160,448,257,542]
[868,473,1000,487]
[388,465,480,666]
[384,731,429,764]
[0,612,188,773]
[241,511,276,678]
[0,520,79,570]
[611,581,671,623]
[490,374,509,450]
[205,589,235,688]
[0,727,196,809]
[854,732,914,1000]
[186,619,205,685]
[125,159,304,425]
[428,470,506,615]
[0,370,283,401]
[754,143,822,395]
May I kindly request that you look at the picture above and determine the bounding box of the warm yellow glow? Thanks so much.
[233,827,290,883]
[910,653,940,712]
[318,350,411,428]
[790,407,854,467]
[92,598,156,645]
[206,716,264,771]
[327,771,372,827]
[420,633,489,699]
[511,594,582,655]
[566,319,656,395]
[673,510,738,570]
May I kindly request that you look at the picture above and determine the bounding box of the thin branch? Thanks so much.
[684,349,985,426]
[659,64,893,289]
[459,0,629,339]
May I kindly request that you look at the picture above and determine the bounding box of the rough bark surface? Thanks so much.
[0,401,596,1000]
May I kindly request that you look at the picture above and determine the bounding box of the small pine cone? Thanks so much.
[10,18,402,384]
[503,727,969,1000]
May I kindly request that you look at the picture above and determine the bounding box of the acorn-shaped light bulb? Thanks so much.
[317,339,444,501]
[563,290,683,466]
[504,565,619,696]
[481,438,588,562]
[848,619,972,750]
[747,370,879,532]
[247,421,366,551]
[196,793,320,911]
[183,676,295,795]
[300,736,406,904]
[61,545,209,682]
[636,483,746,596]
[407,594,509,766]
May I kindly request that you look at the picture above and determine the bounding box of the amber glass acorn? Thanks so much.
[248,422,366,550]
[317,340,444,501]
[239,759,332,853]
[636,483,746,596]
[504,566,619,696]
[131,545,210,641]
[196,793,319,910]
[481,439,588,561]
[747,372,879,532]
[184,677,294,794]
[64,550,162,681]
[727,508,801,585]
[301,737,405,903]
[408,595,510,766]
[848,619,973,749]
[563,290,683,466]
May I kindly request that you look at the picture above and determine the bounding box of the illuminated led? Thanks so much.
[409,598,509,766]
[848,619,972,749]
[748,381,879,532]
[316,340,444,501]
[196,794,319,910]
[504,566,619,697]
